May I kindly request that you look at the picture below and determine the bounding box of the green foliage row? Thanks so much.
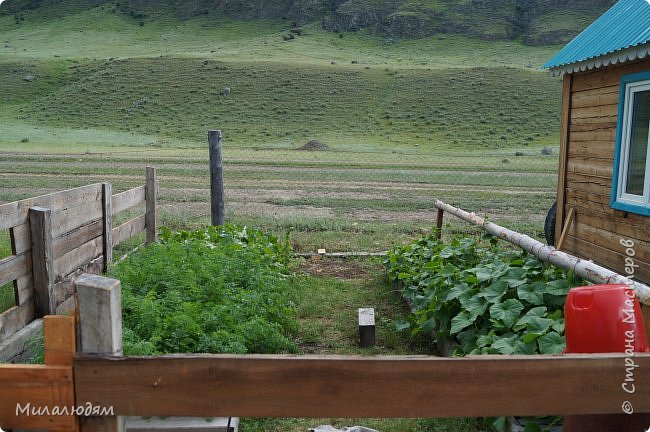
[111,224,298,355]
[386,232,584,356]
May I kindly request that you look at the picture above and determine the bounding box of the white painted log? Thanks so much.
[434,199,650,305]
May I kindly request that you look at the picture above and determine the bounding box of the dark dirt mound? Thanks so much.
[298,140,328,151]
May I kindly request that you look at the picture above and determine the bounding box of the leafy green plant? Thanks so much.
[386,231,583,355]
[112,224,298,355]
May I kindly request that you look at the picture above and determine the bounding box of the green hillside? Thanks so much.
[3,56,559,150]
[0,3,565,152]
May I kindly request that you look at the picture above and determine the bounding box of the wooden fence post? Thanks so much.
[76,274,124,432]
[102,182,113,272]
[358,308,376,348]
[436,208,444,240]
[145,166,158,244]
[29,206,55,316]
[208,130,225,226]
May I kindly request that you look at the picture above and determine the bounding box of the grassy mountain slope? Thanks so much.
[5,57,559,150]
[0,4,562,152]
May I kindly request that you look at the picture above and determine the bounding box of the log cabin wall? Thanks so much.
[556,57,650,285]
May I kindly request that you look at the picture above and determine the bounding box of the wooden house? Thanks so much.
[543,0,650,285]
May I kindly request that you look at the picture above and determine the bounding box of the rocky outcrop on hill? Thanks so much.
[4,0,616,46]
[322,1,397,33]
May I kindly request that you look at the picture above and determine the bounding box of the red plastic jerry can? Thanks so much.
[565,284,649,353]
[563,284,650,432]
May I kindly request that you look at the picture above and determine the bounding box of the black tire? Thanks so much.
[544,201,557,246]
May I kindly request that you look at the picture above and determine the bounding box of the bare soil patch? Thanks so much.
[299,257,382,280]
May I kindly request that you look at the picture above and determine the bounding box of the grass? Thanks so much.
[0,230,16,312]
[237,257,488,431]
[2,58,561,150]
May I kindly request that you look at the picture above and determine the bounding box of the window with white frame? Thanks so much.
[611,73,650,216]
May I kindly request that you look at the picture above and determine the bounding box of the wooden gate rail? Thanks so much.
[0,315,77,431]
[74,353,650,418]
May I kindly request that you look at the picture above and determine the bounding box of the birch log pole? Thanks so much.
[434,199,650,305]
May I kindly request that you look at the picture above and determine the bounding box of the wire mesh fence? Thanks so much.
[0,140,558,252]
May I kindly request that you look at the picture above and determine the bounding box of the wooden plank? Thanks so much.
[570,115,618,126]
[55,278,77,308]
[563,236,650,283]
[10,222,31,255]
[0,183,102,231]
[436,208,444,239]
[51,200,103,239]
[54,256,104,309]
[103,183,113,272]
[76,274,124,432]
[571,59,650,92]
[75,354,650,418]
[571,84,619,99]
[572,208,650,239]
[0,301,35,340]
[570,104,618,120]
[556,207,574,251]
[564,191,613,215]
[56,295,77,316]
[0,318,42,362]
[565,188,611,206]
[15,273,32,305]
[570,221,650,265]
[571,90,619,109]
[44,315,76,367]
[0,364,76,430]
[53,219,103,259]
[111,185,145,216]
[566,178,611,196]
[570,129,616,142]
[30,207,56,316]
[0,252,31,287]
[566,170,612,189]
[566,158,613,178]
[555,73,572,248]
[570,121,618,132]
[146,166,158,244]
[567,140,614,160]
[54,236,103,281]
[112,215,146,247]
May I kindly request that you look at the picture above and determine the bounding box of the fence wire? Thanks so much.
[0,143,558,252]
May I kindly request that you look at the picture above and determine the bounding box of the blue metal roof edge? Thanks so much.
[543,0,650,71]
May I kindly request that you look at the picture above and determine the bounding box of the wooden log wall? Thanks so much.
[558,58,650,286]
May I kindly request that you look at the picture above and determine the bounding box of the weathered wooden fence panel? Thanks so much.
[0,168,157,360]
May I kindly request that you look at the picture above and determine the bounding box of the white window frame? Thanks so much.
[614,79,650,210]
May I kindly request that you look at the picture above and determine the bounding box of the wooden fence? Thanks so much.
[0,273,649,432]
[0,167,158,361]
